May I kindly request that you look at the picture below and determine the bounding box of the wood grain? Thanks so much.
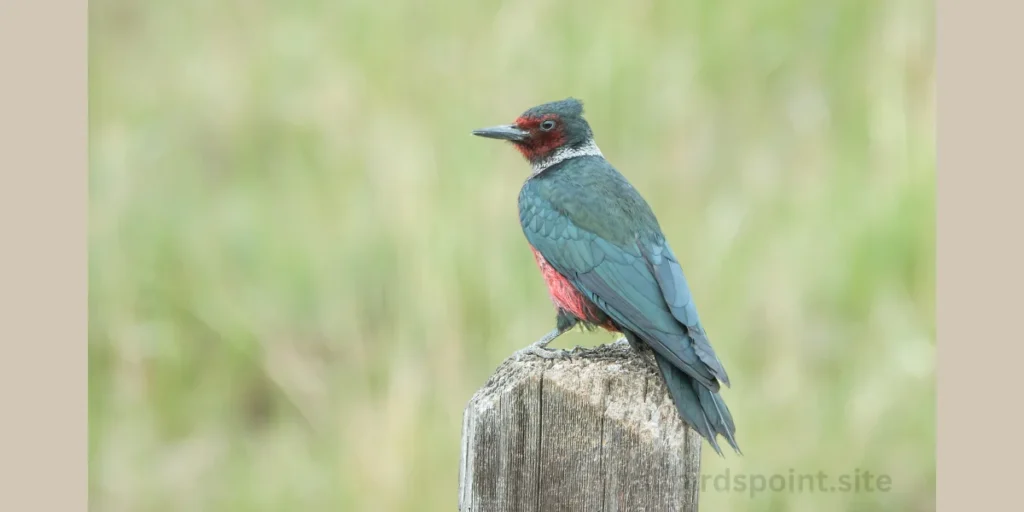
[459,339,702,512]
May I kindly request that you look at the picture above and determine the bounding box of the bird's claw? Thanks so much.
[512,327,579,361]
[513,341,571,361]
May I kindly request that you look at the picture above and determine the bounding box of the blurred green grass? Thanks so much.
[89,0,935,510]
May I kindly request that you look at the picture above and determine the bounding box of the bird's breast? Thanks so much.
[528,245,618,332]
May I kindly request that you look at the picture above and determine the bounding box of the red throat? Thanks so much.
[513,114,566,161]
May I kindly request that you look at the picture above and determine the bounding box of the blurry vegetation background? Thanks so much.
[89,0,935,510]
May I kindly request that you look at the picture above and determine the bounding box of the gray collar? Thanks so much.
[531,139,604,175]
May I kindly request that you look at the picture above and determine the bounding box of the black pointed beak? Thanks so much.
[472,124,528,142]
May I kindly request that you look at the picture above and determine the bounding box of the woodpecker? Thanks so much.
[472,98,740,455]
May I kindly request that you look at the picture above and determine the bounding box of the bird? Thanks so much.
[472,98,740,455]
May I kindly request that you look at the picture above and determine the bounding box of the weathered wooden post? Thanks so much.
[459,339,703,512]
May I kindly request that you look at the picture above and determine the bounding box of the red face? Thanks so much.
[512,114,566,161]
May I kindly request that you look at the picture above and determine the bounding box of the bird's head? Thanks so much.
[472,98,599,170]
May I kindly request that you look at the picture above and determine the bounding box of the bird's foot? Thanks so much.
[513,343,570,361]
[513,328,572,361]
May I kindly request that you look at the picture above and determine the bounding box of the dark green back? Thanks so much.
[518,156,730,389]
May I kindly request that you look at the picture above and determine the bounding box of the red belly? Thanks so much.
[530,247,618,332]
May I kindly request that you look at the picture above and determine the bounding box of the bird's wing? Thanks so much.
[520,191,729,390]
[638,237,730,387]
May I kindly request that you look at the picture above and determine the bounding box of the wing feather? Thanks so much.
[521,191,728,391]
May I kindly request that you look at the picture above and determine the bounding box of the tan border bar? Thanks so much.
[938,0,1023,510]
[0,0,87,511]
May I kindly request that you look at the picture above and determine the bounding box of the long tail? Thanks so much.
[651,349,741,456]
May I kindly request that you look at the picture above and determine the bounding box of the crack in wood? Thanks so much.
[458,342,702,512]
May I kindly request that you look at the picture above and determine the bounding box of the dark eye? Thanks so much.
[540,120,556,131]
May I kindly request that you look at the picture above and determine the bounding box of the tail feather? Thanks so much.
[653,351,741,456]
